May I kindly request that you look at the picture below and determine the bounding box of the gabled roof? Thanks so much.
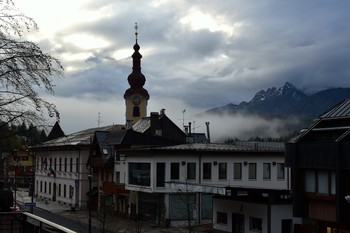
[91,126,182,164]
[289,98,350,143]
[319,98,350,119]
[46,121,65,141]
[33,124,125,148]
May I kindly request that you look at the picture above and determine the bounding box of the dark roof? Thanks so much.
[33,124,125,148]
[122,141,285,154]
[319,98,350,119]
[92,127,182,163]
[46,122,65,141]
[289,98,350,143]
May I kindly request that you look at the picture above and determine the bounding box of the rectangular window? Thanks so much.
[58,184,61,196]
[116,172,120,184]
[171,163,180,180]
[317,171,328,194]
[187,162,196,180]
[331,171,336,194]
[40,181,42,192]
[234,163,242,180]
[64,158,67,172]
[59,158,62,171]
[250,217,262,232]
[70,158,73,172]
[156,163,165,187]
[44,182,47,193]
[128,163,151,186]
[277,163,285,179]
[64,184,66,198]
[249,163,257,179]
[49,182,51,195]
[263,163,271,179]
[219,163,227,180]
[305,170,315,192]
[54,158,57,171]
[203,163,212,180]
[217,212,228,225]
[305,170,336,195]
[76,158,79,173]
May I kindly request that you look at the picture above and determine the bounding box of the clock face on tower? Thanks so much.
[131,94,141,105]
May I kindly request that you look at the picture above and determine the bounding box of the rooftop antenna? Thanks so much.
[182,109,186,127]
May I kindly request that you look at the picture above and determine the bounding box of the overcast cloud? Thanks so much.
[14,0,350,141]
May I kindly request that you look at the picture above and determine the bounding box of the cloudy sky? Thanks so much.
[14,0,350,141]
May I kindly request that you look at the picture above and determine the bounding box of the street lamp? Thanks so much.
[88,174,92,233]
[14,149,18,210]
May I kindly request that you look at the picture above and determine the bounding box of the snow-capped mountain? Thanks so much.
[206,82,350,118]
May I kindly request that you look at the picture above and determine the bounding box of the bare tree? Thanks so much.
[0,0,63,129]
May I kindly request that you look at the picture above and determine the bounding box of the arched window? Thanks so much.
[133,106,140,116]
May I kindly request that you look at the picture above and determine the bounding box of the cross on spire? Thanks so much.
[135,22,138,43]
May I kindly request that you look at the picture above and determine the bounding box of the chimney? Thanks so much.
[205,122,211,143]
[188,122,192,135]
[160,108,165,115]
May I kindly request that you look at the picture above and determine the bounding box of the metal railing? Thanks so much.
[0,211,77,233]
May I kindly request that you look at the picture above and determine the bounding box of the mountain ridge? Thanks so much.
[206,82,350,119]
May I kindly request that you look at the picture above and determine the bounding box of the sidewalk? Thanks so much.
[14,188,192,233]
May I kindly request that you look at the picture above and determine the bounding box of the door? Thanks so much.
[232,213,244,233]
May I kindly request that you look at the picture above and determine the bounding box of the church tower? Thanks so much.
[124,23,149,125]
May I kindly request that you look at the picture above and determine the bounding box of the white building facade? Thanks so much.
[121,142,301,232]
[32,126,113,210]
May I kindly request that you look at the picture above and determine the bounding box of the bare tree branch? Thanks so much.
[0,0,63,128]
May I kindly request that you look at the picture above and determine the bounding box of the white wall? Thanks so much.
[124,152,289,192]
[213,198,299,233]
[35,148,90,209]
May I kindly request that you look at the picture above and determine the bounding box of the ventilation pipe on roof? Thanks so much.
[205,122,211,143]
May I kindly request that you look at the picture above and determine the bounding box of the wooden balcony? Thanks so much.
[102,182,129,194]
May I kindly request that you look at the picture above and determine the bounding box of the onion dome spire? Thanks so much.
[124,23,149,99]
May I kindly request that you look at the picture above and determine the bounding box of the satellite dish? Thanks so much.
[345,195,350,204]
